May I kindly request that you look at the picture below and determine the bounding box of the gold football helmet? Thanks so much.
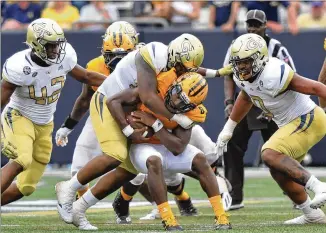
[167,34,204,72]
[102,32,136,69]
[105,21,139,45]
[165,72,208,114]
[230,33,268,80]
[26,18,66,64]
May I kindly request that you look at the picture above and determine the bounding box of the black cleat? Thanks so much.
[112,190,132,224]
[175,197,198,216]
[162,218,183,231]
[215,214,232,230]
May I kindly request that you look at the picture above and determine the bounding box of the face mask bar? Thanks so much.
[38,38,67,64]
[165,84,196,114]
[103,51,128,69]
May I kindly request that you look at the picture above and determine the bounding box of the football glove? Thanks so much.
[218,64,233,77]
[55,127,73,147]
[216,119,237,157]
[1,126,18,159]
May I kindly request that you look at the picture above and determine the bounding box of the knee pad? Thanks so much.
[167,177,185,195]
[130,173,146,186]
[18,184,36,196]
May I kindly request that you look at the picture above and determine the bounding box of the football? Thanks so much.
[126,114,155,138]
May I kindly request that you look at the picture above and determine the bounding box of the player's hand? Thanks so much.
[216,130,233,157]
[216,119,237,157]
[1,126,18,159]
[171,114,194,129]
[224,104,234,120]
[131,111,156,127]
[130,127,150,142]
[55,127,73,147]
[217,64,233,77]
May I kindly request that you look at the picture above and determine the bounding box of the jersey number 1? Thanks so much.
[28,76,65,105]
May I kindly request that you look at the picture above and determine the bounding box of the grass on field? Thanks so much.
[1,175,326,233]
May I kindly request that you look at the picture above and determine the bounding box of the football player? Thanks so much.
[55,21,139,199]
[1,18,106,205]
[216,33,326,224]
[71,72,231,231]
[55,33,233,230]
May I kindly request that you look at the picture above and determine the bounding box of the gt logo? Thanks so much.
[32,22,52,38]
[246,38,263,50]
[180,39,194,61]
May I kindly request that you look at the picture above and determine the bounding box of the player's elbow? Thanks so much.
[139,91,155,108]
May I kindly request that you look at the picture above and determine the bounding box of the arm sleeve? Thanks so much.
[2,59,25,86]
[269,62,295,97]
[139,42,168,75]
[65,43,78,70]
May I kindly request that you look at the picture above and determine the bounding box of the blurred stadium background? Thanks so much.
[1,1,326,232]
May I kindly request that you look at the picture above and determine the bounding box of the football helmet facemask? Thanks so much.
[165,72,208,114]
[230,33,268,81]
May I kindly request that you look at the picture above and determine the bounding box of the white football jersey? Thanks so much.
[233,57,316,127]
[2,43,77,125]
[98,42,168,98]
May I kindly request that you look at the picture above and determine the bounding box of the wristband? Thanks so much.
[122,125,134,137]
[224,99,234,107]
[61,115,79,130]
[151,119,163,133]
[205,69,217,78]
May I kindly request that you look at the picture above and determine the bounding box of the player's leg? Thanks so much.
[72,166,136,230]
[270,168,326,224]
[165,173,198,216]
[1,108,34,197]
[2,120,53,205]
[56,93,128,223]
[112,173,145,224]
[71,117,102,198]
[130,144,182,231]
[223,117,252,210]
[262,107,326,209]
[167,145,231,230]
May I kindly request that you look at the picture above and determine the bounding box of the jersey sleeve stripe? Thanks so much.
[139,47,156,72]
[279,69,294,94]
[279,64,285,84]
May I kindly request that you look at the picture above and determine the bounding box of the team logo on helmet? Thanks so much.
[32,22,52,38]
[180,39,194,61]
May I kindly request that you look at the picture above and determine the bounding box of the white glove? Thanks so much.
[216,119,237,157]
[55,127,73,147]
[171,114,194,129]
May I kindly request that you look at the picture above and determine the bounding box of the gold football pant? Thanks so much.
[90,92,137,174]
[2,107,53,196]
[262,106,326,162]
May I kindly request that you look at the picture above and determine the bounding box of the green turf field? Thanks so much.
[2,174,326,233]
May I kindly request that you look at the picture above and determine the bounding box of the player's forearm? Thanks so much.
[106,99,129,129]
[229,91,252,123]
[70,65,106,87]
[317,58,326,108]
[155,129,187,155]
[70,95,91,122]
[224,75,235,102]
[140,92,174,119]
